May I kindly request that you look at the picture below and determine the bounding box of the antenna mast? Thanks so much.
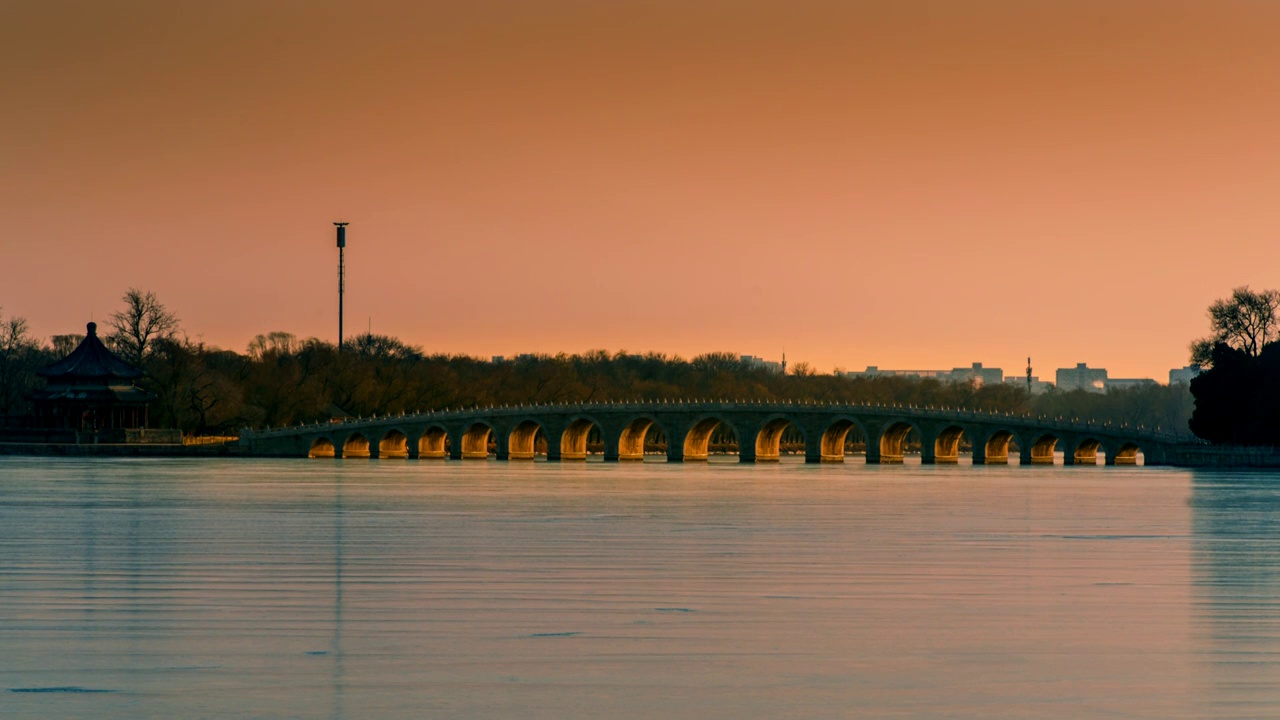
[334,222,349,351]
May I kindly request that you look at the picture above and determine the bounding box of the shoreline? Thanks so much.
[0,442,244,458]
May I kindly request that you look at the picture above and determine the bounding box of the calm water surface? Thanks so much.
[2,457,1279,718]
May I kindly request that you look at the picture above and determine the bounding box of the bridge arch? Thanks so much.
[1028,432,1060,464]
[1072,437,1107,466]
[754,415,805,462]
[417,425,450,459]
[342,432,372,459]
[1111,441,1143,466]
[978,429,1023,465]
[378,428,410,459]
[819,417,870,463]
[507,419,547,460]
[308,436,337,459]
[877,419,922,464]
[559,415,604,460]
[682,416,739,461]
[618,415,667,461]
[461,421,494,460]
[932,424,971,464]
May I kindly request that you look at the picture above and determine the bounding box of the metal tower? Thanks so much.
[334,222,348,351]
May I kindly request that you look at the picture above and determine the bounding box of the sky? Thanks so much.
[3,0,1279,380]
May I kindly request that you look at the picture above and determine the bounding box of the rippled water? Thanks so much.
[2,457,1279,718]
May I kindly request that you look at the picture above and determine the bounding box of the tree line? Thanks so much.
[0,289,1193,437]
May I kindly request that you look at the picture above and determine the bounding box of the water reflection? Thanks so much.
[11,458,1280,718]
[330,477,345,720]
[1191,471,1280,718]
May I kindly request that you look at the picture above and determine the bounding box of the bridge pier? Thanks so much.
[803,434,821,464]
[805,436,824,464]
[601,426,621,462]
[494,431,509,461]
[919,441,937,465]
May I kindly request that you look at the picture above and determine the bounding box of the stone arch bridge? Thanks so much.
[240,401,1189,466]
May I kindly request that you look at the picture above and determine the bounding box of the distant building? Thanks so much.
[1056,363,1108,393]
[1169,365,1201,385]
[841,362,1002,385]
[490,355,506,363]
[949,362,1003,387]
[1004,375,1054,395]
[741,355,784,373]
[841,366,946,380]
[1104,378,1157,391]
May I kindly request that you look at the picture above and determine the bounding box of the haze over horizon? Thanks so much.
[4,1,1278,380]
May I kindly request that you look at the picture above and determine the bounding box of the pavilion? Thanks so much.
[30,322,155,432]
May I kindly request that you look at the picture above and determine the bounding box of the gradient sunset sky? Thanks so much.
[4,1,1278,379]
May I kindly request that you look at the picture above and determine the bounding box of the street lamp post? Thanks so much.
[334,222,348,351]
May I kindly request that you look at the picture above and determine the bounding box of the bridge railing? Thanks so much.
[240,399,1199,443]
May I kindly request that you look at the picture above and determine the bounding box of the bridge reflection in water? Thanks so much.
[241,401,1186,466]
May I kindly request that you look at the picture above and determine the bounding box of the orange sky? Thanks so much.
[3,1,1278,379]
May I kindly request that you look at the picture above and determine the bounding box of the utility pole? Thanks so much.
[334,222,348,351]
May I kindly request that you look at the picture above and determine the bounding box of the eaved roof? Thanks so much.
[37,322,144,381]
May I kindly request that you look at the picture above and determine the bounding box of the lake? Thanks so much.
[2,456,1278,718]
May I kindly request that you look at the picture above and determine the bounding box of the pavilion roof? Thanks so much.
[37,322,144,381]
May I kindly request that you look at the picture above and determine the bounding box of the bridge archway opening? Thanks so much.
[933,425,972,464]
[343,433,372,459]
[508,420,548,460]
[309,437,336,459]
[461,422,494,460]
[981,430,1020,465]
[619,417,665,461]
[819,419,867,463]
[879,421,921,464]
[1114,442,1143,466]
[683,417,738,461]
[418,427,450,459]
[1030,434,1060,464]
[379,429,409,459]
[754,418,805,462]
[1073,438,1106,466]
[560,418,603,460]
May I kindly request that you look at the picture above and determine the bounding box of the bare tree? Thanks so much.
[246,331,300,360]
[107,288,180,367]
[790,361,816,377]
[1190,286,1280,366]
[0,310,40,422]
[50,334,82,356]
